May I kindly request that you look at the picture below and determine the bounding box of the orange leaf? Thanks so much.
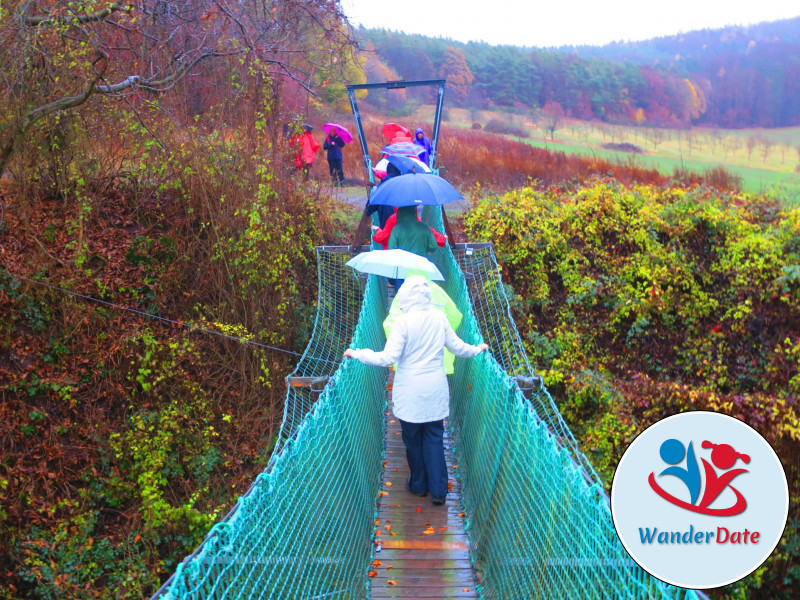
[458,512,466,517]
[372,560,382,567]
[375,530,382,535]
[386,565,394,569]
[385,482,393,487]
[416,507,422,512]
[387,580,398,586]
[368,570,377,577]
[423,527,435,535]
[462,588,469,592]
[379,491,389,496]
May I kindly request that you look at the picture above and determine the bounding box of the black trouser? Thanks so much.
[328,158,344,184]
[400,419,447,498]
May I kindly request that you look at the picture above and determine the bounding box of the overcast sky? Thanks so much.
[341,0,800,48]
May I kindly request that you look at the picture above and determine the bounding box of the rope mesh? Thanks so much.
[274,248,370,455]
[158,219,703,599]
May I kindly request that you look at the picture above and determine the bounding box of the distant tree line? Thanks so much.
[358,17,800,129]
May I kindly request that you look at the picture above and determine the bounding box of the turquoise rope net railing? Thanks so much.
[156,218,705,599]
[273,248,370,456]
[449,240,601,486]
[158,249,389,599]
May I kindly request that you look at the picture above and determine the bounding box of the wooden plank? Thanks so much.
[369,558,473,569]
[378,539,469,550]
[371,589,477,599]
[370,380,478,599]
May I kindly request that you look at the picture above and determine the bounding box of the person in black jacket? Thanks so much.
[323,131,345,186]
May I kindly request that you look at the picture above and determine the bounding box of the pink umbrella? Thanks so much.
[323,123,353,144]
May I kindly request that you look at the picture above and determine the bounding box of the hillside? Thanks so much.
[568,16,800,128]
[569,16,800,65]
[358,15,800,128]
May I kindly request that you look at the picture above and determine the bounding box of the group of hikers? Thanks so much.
[343,123,490,507]
[289,121,434,188]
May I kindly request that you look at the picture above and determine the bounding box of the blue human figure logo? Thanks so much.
[658,438,701,505]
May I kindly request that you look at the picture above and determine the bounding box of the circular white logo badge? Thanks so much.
[611,411,788,589]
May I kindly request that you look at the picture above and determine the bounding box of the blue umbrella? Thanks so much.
[345,249,444,281]
[367,172,464,207]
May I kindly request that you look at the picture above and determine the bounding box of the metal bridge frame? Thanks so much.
[345,79,453,249]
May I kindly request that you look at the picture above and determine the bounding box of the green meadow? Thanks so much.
[436,107,800,205]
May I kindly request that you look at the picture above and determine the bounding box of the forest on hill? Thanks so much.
[358,15,800,128]
[0,2,798,599]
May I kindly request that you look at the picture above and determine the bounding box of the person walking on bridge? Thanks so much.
[344,276,488,505]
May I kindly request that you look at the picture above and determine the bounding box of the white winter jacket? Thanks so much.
[349,276,483,423]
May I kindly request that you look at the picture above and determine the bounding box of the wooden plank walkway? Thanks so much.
[370,385,479,599]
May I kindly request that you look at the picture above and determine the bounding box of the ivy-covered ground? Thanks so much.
[464,179,800,599]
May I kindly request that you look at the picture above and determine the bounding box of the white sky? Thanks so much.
[341,0,800,48]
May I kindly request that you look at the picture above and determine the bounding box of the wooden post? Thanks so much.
[441,206,455,243]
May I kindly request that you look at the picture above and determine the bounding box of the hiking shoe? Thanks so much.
[431,496,446,506]
[406,478,427,497]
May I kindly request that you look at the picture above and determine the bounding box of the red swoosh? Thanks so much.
[648,472,747,516]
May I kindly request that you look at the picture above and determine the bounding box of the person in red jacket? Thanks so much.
[290,124,320,180]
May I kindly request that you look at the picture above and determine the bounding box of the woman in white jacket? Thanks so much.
[344,276,488,505]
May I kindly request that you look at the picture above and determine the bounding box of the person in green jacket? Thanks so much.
[388,206,439,257]
[388,206,439,288]
[388,206,437,290]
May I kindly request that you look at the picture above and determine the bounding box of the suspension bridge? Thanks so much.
[150,205,706,599]
[151,79,707,599]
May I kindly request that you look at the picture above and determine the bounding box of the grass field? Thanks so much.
[431,107,800,205]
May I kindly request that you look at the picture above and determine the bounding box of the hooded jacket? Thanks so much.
[388,206,438,257]
[348,276,483,422]
[383,269,462,374]
[413,127,432,166]
[292,131,320,166]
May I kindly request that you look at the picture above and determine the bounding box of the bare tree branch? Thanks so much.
[22,1,129,26]
[0,54,109,174]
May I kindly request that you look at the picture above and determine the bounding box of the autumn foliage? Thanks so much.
[464,181,800,598]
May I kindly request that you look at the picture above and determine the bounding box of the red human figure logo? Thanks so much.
[697,441,750,514]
